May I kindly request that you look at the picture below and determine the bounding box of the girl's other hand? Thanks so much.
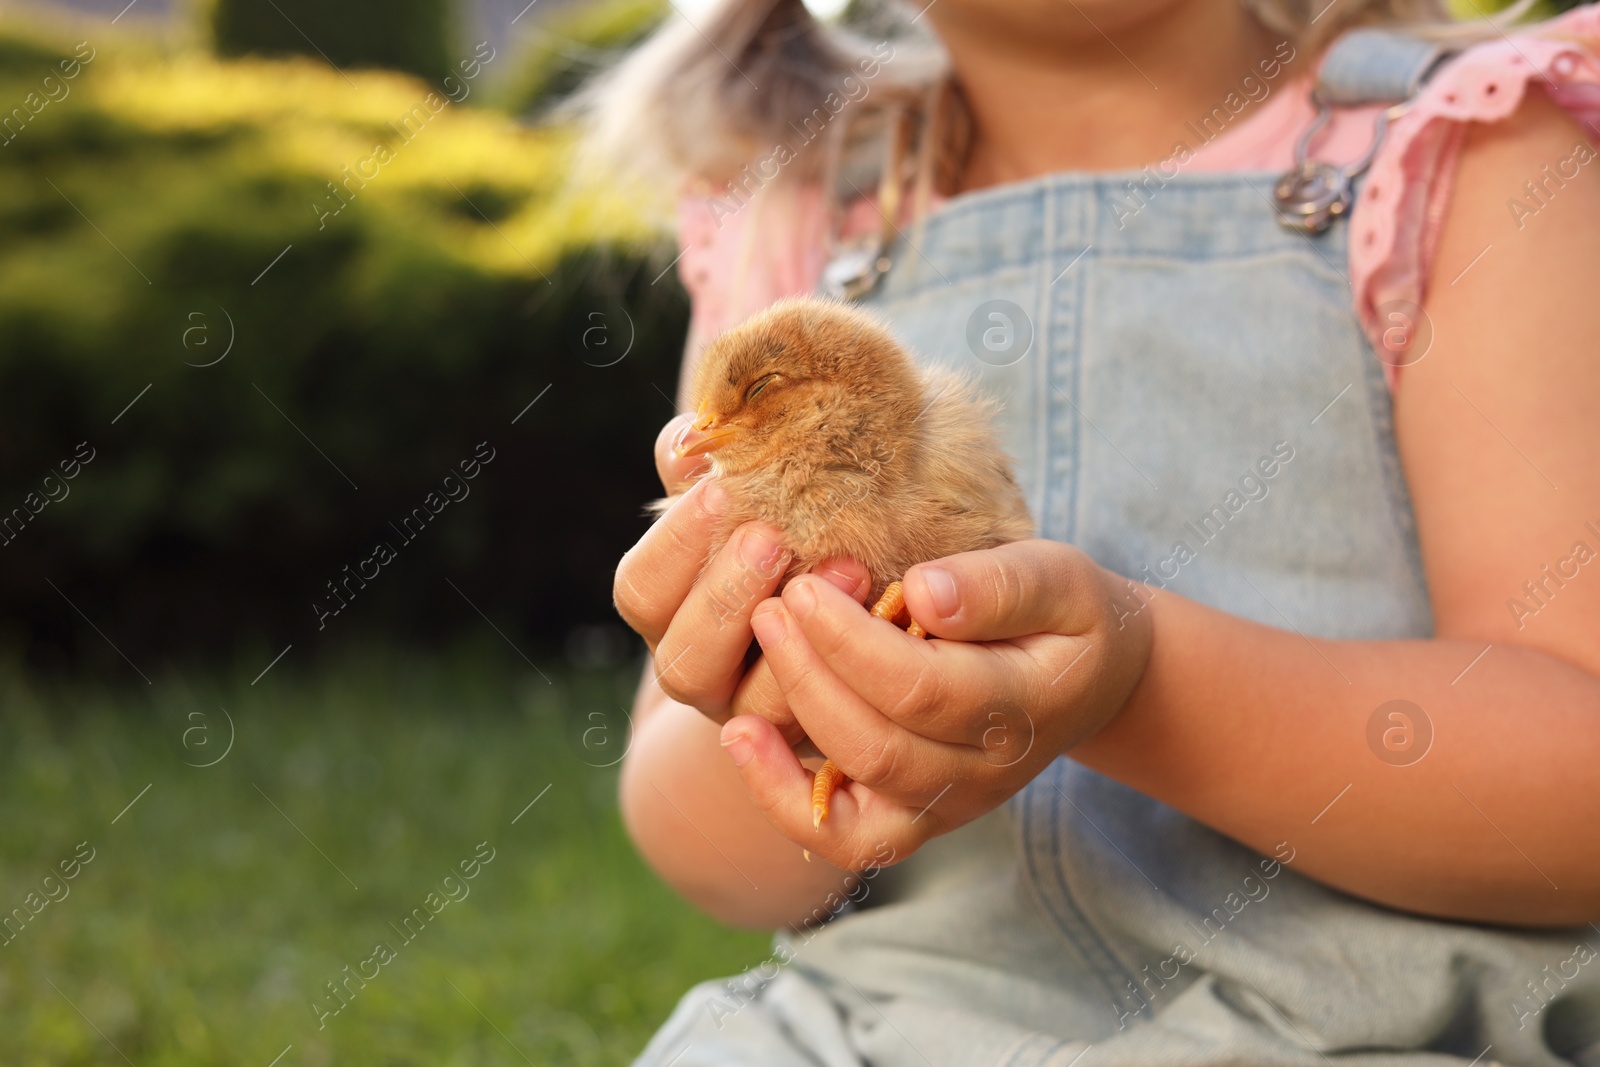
[614,414,871,741]
[723,540,1154,869]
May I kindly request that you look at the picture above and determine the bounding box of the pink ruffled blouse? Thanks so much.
[676,7,1600,389]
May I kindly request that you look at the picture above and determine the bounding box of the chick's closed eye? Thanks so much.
[745,373,779,402]
[676,362,797,461]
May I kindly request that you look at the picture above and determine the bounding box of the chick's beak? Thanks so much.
[675,406,739,458]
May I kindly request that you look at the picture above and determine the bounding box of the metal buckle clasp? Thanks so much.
[1274,91,1403,235]
[820,234,892,301]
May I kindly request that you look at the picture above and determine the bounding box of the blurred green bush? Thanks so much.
[498,0,669,117]
[0,24,687,673]
[209,0,455,82]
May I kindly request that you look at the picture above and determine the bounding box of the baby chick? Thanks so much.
[667,295,1034,829]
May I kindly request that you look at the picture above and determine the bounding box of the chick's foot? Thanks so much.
[869,580,928,638]
[812,759,847,829]
[811,580,930,832]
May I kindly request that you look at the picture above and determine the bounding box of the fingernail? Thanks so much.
[741,528,782,573]
[786,579,817,620]
[816,562,866,598]
[700,480,728,513]
[663,414,690,449]
[750,607,785,649]
[721,728,754,768]
[921,567,959,618]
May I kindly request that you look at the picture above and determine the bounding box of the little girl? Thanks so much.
[602,0,1600,1063]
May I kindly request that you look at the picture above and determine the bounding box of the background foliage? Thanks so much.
[0,20,686,675]
[499,0,668,118]
[0,11,746,1055]
[208,0,456,82]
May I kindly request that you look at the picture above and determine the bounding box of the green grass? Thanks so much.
[0,648,769,1065]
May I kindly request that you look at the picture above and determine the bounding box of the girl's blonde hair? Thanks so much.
[579,0,1529,210]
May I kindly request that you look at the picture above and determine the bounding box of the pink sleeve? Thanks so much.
[675,183,832,358]
[1351,6,1600,388]
[675,182,892,359]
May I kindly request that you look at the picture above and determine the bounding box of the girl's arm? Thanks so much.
[620,662,852,928]
[719,92,1600,926]
[1076,91,1600,925]
[1074,614,1600,924]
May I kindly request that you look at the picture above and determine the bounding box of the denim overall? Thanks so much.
[635,32,1600,1067]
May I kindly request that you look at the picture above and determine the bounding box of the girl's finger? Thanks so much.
[901,539,1106,643]
[730,560,873,746]
[779,574,1033,745]
[719,714,920,871]
[751,599,965,803]
[653,521,792,718]
[654,414,708,496]
[718,712,829,831]
[614,476,728,648]
[808,557,875,605]
[729,655,804,745]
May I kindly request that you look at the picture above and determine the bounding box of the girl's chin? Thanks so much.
[930,0,1215,45]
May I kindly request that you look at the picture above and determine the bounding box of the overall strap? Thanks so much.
[1316,28,1458,106]
[1274,29,1460,234]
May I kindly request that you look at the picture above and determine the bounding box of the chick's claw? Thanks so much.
[869,580,929,637]
[869,580,907,624]
[811,758,848,829]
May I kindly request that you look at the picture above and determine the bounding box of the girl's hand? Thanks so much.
[613,415,870,740]
[722,539,1154,870]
